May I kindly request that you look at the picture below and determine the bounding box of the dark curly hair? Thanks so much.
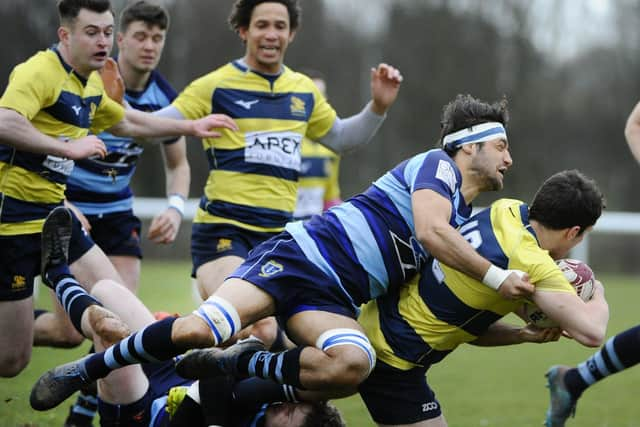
[228,0,301,32]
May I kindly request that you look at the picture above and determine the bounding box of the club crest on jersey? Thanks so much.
[259,260,284,277]
[290,96,306,117]
[216,238,233,253]
[11,275,26,290]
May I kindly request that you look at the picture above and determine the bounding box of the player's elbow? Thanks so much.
[571,327,606,348]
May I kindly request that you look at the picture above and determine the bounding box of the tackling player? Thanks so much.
[357,169,609,426]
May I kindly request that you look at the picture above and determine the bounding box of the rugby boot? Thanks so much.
[545,365,577,427]
[40,206,73,288]
[176,336,265,379]
[30,356,91,411]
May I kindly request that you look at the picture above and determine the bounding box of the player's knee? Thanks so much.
[54,328,85,348]
[0,350,30,377]
[172,315,215,348]
[316,328,376,389]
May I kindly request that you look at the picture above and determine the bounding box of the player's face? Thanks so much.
[469,138,512,191]
[117,22,166,74]
[549,226,593,259]
[264,402,313,427]
[239,2,296,74]
[61,9,114,77]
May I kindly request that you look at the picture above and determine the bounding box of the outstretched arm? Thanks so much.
[471,321,562,346]
[413,189,535,299]
[147,137,190,244]
[317,64,403,153]
[107,109,238,139]
[0,108,106,159]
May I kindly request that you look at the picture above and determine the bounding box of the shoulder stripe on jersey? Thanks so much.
[43,91,101,128]
[212,88,314,121]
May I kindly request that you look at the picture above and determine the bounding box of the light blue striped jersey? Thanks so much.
[285,149,472,306]
[66,69,178,215]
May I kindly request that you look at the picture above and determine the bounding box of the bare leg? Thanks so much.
[0,297,33,377]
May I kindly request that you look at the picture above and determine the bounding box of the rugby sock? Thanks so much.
[238,347,305,388]
[65,391,98,426]
[83,317,186,380]
[51,274,102,334]
[564,325,640,397]
[232,377,299,408]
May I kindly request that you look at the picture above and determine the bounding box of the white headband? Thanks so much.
[442,122,507,148]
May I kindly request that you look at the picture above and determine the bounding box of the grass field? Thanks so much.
[1,261,639,426]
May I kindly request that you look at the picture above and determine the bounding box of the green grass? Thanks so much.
[1,264,639,426]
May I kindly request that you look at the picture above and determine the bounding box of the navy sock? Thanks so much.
[84,317,185,380]
[52,274,102,334]
[239,347,305,388]
[232,377,299,409]
[46,263,71,284]
[565,325,640,397]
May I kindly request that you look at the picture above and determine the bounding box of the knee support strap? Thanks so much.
[193,295,241,345]
[316,328,377,374]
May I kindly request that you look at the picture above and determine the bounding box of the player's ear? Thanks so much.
[460,143,475,155]
[565,225,581,240]
[288,29,297,43]
[58,26,70,44]
[238,26,248,44]
[116,32,124,48]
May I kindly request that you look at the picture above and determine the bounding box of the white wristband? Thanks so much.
[482,265,511,290]
[167,194,185,217]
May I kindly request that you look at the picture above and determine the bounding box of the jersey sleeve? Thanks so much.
[0,61,55,120]
[172,74,213,120]
[408,151,460,199]
[305,81,337,141]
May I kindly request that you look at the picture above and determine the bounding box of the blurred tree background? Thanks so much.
[2,0,640,272]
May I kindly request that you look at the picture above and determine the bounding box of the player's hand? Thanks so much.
[518,323,563,343]
[497,272,535,300]
[147,208,182,244]
[189,114,239,138]
[98,58,125,105]
[63,199,91,233]
[370,63,403,115]
[64,135,107,160]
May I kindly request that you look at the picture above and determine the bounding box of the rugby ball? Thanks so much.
[522,258,595,328]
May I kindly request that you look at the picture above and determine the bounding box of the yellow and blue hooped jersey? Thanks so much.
[293,138,340,220]
[66,69,178,215]
[172,61,337,233]
[359,198,577,370]
[0,47,125,235]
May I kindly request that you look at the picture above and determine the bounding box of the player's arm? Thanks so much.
[317,64,402,153]
[0,108,106,159]
[624,100,640,163]
[412,188,534,299]
[532,280,609,347]
[470,321,562,346]
[106,108,238,139]
[147,137,190,244]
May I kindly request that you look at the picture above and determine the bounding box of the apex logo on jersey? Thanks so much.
[259,260,284,277]
[435,159,457,193]
[234,99,259,110]
[290,96,306,116]
[245,130,302,171]
[71,105,82,116]
[216,238,233,253]
[11,275,26,290]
